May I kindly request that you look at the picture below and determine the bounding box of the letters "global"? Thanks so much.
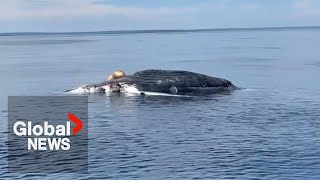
[13,121,71,150]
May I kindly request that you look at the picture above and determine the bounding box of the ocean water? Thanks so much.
[1,28,320,179]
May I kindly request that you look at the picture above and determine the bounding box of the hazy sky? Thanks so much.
[0,0,320,32]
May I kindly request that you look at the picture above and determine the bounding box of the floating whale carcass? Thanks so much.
[68,69,238,95]
[109,69,238,95]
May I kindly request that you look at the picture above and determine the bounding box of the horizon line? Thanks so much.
[1,25,320,36]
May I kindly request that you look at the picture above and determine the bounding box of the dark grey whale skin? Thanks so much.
[108,69,238,94]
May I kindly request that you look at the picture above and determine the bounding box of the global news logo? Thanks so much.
[8,96,88,173]
[13,112,82,151]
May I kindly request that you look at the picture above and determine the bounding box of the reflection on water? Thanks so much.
[1,28,320,179]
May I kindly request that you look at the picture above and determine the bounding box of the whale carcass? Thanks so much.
[107,69,238,94]
[68,69,238,95]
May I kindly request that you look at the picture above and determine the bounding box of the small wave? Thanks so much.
[306,62,320,67]
[242,88,257,91]
[239,37,256,40]
[0,40,94,46]
[174,59,214,63]
[260,46,281,49]
[237,57,278,62]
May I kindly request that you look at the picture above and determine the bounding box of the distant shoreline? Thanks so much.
[1,26,320,36]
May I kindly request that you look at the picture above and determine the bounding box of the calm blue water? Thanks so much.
[1,28,320,179]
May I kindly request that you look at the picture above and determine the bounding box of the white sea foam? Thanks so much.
[67,84,185,97]
[67,85,110,94]
[121,84,141,94]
